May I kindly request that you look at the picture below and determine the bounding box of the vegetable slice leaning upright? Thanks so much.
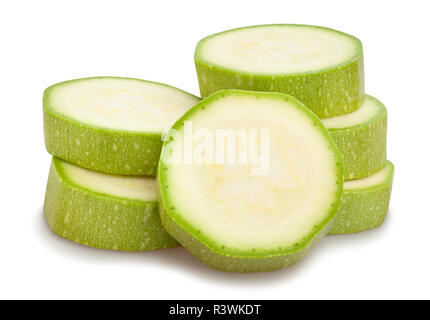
[157,90,344,272]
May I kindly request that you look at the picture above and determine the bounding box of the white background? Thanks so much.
[0,0,428,300]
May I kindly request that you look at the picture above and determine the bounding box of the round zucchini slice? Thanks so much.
[44,157,179,251]
[157,90,343,272]
[322,95,387,180]
[43,77,200,175]
[330,161,394,234]
[195,24,364,118]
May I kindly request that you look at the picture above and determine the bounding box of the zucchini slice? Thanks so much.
[157,90,343,272]
[322,95,387,180]
[330,161,394,234]
[195,24,364,118]
[43,77,200,175]
[44,157,179,251]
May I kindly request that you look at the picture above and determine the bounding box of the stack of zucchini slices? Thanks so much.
[43,77,200,251]
[43,24,393,272]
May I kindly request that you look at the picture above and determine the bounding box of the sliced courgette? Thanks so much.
[322,95,387,180]
[44,77,200,175]
[195,24,364,118]
[157,90,343,272]
[330,161,394,234]
[44,157,179,251]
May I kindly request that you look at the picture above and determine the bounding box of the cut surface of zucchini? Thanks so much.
[157,90,343,272]
[195,24,364,118]
[44,77,200,175]
[330,161,394,234]
[322,95,387,180]
[44,157,179,251]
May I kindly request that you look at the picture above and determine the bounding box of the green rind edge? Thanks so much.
[43,76,200,176]
[157,89,344,272]
[44,157,179,251]
[329,160,394,235]
[328,95,387,180]
[195,24,364,119]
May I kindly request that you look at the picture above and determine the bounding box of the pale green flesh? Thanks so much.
[344,162,392,190]
[197,25,359,74]
[45,77,200,133]
[322,95,384,129]
[57,159,156,201]
[195,25,364,119]
[330,161,394,235]
[158,90,343,272]
[44,157,179,251]
[43,77,200,176]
